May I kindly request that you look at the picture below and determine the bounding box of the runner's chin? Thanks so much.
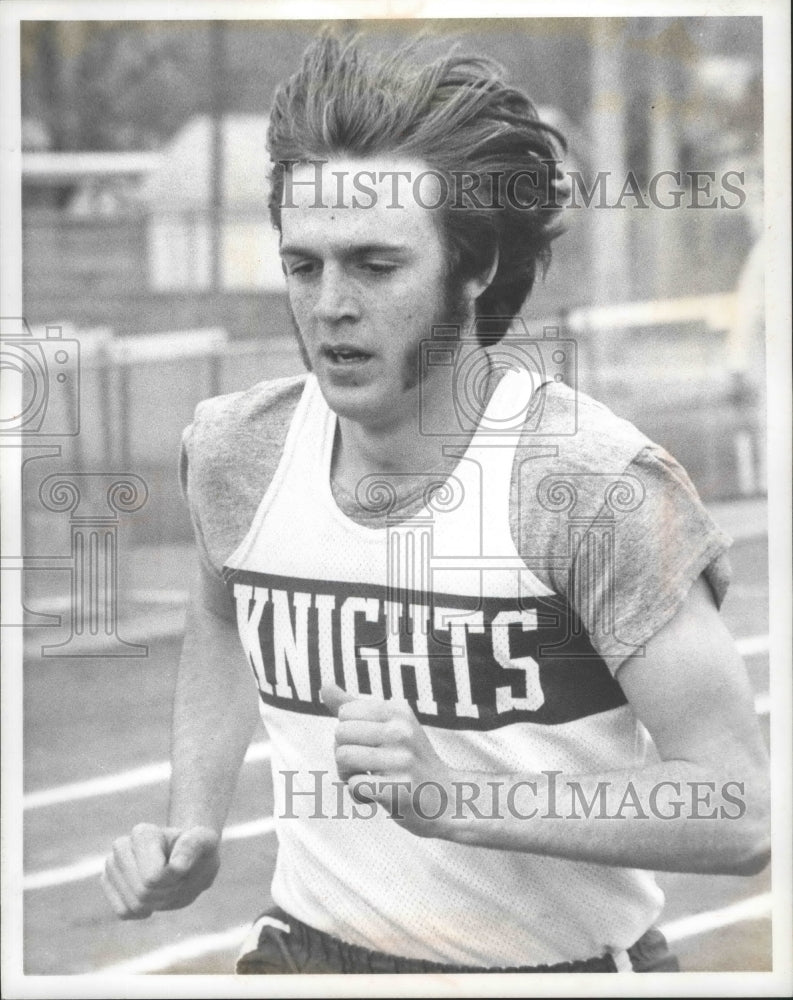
[316,358,388,421]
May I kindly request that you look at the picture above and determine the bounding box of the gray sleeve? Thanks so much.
[176,376,305,621]
[179,421,237,621]
[568,443,733,672]
[510,382,733,673]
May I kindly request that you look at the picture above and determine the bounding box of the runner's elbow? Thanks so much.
[719,796,771,876]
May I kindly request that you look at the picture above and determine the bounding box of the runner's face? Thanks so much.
[279,158,464,430]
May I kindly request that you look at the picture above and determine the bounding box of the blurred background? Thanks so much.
[18,17,765,538]
[14,16,772,976]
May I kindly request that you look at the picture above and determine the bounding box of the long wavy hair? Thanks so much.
[267,32,567,342]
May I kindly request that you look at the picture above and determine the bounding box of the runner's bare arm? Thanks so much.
[327,575,770,875]
[168,563,261,832]
[102,564,260,918]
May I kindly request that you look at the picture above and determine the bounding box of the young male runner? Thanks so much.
[102,34,769,974]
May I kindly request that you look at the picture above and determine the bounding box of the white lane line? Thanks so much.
[736,634,769,658]
[23,817,276,892]
[754,691,770,716]
[24,761,170,811]
[23,741,271,811]
[660,891,772,944]
[36,590,189,616]
[25,856,112,893]
[92,924,251,976]
[223,816,276,842]
[92,891,773,976]
[127,589,189,606]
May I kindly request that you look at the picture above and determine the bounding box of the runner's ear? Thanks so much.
[464,248,499,300]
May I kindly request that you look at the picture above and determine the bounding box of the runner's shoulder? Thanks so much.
[186,372,308,464]
[526,380,651,473]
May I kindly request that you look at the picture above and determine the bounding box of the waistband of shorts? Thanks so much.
[252,907,645,974]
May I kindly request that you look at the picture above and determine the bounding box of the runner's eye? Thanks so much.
[286,261,320,278]
[360,262,397,275]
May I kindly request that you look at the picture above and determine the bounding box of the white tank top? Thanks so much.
[223,370,662,967]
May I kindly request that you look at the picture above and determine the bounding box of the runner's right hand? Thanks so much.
[101,823,220,919]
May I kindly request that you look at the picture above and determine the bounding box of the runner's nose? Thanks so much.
[314,267,359,323]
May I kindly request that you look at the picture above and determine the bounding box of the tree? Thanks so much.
[21,21,214,152]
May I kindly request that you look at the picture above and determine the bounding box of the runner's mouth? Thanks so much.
[322,345,374,364]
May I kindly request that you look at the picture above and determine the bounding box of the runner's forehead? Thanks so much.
[280,158,445,253]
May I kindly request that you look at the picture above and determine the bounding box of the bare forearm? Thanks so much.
[440,760,769,875]
[168,605,261,833]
